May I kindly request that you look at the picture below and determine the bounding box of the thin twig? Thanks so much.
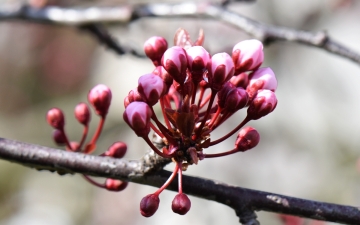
[0,137,359,224]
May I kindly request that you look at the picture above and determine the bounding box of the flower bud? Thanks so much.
[161,46,188,84]
[235,127,260,151]
[137,73,166,106]
[124,89,144,108]
[223,87,248,113]
[153,66,173,88]
[217,82,235,109]
[232,39,264,74]
[186,46,211,83]
[247,67,277,99]
[88,84,112,117]
[172,193,191,215]
[66,141,80,151]
[144,36,168,66]
[247,89,277,120]
[105,179,128,192]
[74,103,90,125]
[52,129,66,145]
[140,194,160,217]
[104,141,127,158]
[230,72,248,89]
[123,102,153,137]
[46,108,65,129]
[207,52,234,91]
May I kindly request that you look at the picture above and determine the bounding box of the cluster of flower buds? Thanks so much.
[123,28,278,217]
[46,84,128,191]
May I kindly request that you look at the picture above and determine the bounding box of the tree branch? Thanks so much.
[0,137,359,224]
[0,2,359,65]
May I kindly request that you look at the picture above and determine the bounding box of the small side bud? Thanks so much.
[230,72,249,89]
[144,36,168,66]
[217,82,235,109]
[235,127,260,151]
[104,142,127,158]
[140,194,160,217]
[207,52,235,91]
[123,102,153,137]
[88,84,112,117]
[52,129,66,145]
[74,103,91,125]
[137,73,166,106]
[124,89,144,108]
[247,89,277,120]
[46,108,65,130]
[172,193,191,215]
[105,179,128,192]
[232,39,264,74]
[223,87,248,113]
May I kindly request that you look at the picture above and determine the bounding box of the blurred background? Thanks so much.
[0,0,359,224]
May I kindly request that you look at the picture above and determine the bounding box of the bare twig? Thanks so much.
[0,2,358,64]
[0,137,359,224]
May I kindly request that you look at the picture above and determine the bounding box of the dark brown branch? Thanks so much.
[0,137,359,224]
[0,2,359,65]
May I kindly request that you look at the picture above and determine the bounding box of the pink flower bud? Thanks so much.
[235,127,260,151]
[217,82,235,109]
[172,193,191,215]
[88,84,112,117]
[207,52,235,91]
[52,129,66,145]
[66,141,80,151]
[247,67,277,99]
[144,36,168,66]
[104,141,127,158]
[223,87,248,113]
[46,108,65,129]
[232,39,264,74]
[137,73,166,106]
[140,194,160,217]
[123,102,153,137]
[186,46,211,83]
[74,103,90,125]
[124,89,144,108]
[230,72,249,89]
[161,46,188,84]
[105,179,128,192]
[247,89,277,120]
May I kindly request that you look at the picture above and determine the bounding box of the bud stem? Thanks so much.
[77,125,89,152]
[203,148,238,158]
[89,116,106,147]
[83,175,106,188]
[177,162,183,194]
[209,116,251,146]
[160,98,172,129]
[195,91,216,138]
[154,162,179,195]
[143,136,173,158]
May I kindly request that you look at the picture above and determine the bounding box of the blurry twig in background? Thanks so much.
[0,2,359,64]
[0,138,359,225]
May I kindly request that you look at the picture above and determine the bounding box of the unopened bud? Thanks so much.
[235,127,260,151]
[124,89,144,108]
[74,103,90,125]
[247,90,277,120]
[186,46,211,83]
[172,193,191,215]
[247,67,277,99]
[46,108,65,129]
[105,179,128,192]
[232,39,264,74]
[144,36,168,66]
[138,73,166,106]
[217,82,235,109]
[123,102,153,137]
[88,84,112,117]
[140,194,160,217]
[207,52,234,91]
[230,72,249,89]
[161,46,188,84]
[52,129,66,145]
[104,142,127,158]
[224,87,248,113]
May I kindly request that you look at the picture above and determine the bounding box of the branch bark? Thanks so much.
[0,2,359,65]
[0,137,359,224]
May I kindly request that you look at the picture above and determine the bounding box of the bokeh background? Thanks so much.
[0,0,359,224]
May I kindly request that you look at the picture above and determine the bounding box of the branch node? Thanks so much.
[236,209,260,225]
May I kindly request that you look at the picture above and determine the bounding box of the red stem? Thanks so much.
[209,116,251,146]
[89,116,105,145]
[154,163,179,195]
[143,136,172,158]
[178,162,183,194]
[77,125,89,151]
[83,175,105,188]
[195,91,216,138]
[203,148,238,158]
